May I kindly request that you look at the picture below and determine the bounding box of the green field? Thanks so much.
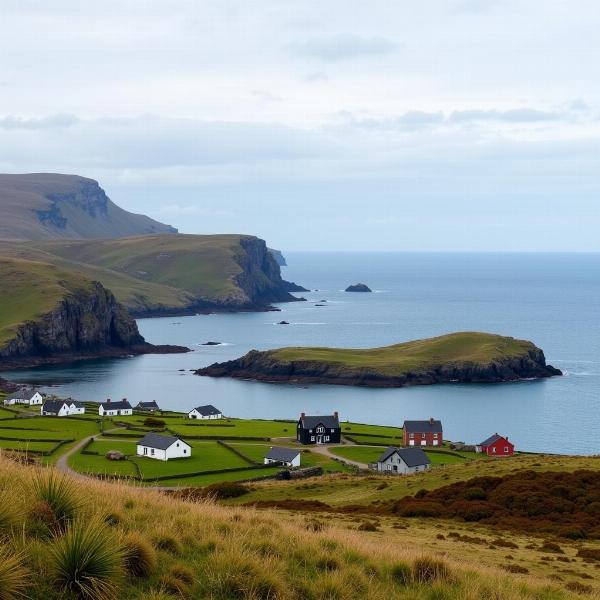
[267,332,540,375]
[329,445,468,465]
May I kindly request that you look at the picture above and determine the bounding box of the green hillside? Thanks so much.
[270,332,535,375]
[0,258,94,345]
[0,233,297,315]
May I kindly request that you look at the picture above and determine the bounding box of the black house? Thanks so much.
[297,412,341,445]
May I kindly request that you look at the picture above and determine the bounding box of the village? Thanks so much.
[0,387,516,486]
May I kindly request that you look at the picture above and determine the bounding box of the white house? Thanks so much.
[264,446,301,468]
[136,432,191,461]
[374,447,431,475]
[98,399,133,417]
[4,388,44,406]
[188,404,222,420]
[41,399,86,417]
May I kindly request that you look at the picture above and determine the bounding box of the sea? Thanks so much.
[4,252,600,455]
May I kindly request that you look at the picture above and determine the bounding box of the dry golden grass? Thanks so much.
[0,456,597,599]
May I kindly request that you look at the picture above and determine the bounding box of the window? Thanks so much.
[183,449,187,454]
[310,436,315,441]
[325,436,330,441]
[317,426,324,433]
[309,429,313,433]
[143,447,148,455]
[151,448,155,456]
[331,428,335,432]
[409,433,414,438]
[504,447,509,453]
[176,443,179,447]
[433,433,438,438]
[492,447,496,453]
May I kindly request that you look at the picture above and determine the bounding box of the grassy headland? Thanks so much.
[198,332,562,387]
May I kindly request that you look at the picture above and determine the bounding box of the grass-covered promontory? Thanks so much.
[0,233,303,315]
[198,332,562,387]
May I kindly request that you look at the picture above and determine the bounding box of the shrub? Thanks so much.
[390,562,412,585]
[170,564,195,585]
[412,557,450,584]
[357,521,379,532]
[0,546,29,600]
[159,573,191,597]
[0,502,17,534]
[50,519,123,600]
[565,581,592,594]
[502,564,529,574]
[32,470,79,533]
[154,533,182,555]
[577,547,600,561]
[305,519,325,532]
[200,482,249,500]
[122,533,157,578]
[143,417,166,428]
[463,487,487,501]
[540,541,563,554]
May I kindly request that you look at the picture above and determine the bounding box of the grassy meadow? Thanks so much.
[0,455,594,600]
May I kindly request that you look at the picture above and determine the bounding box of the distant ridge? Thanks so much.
[0,173,177,240]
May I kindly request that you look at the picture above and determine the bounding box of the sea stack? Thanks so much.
[345,283,372,292]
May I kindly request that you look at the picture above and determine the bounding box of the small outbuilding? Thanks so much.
[297,412,341,445]
[264,447,301,468]
[188,404,222,419]
[4,388,44,406]
[477,433,515,457]
[403,418,443,447]
[99,399,133,417]
[134,401,160,412]
[375,446,431,475]
[136,432,191,461]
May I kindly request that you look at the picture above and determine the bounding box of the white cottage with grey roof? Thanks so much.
[136,433,191,461]
[375,447,431,475]
[41,399,85,417]
[4,388,44,406]
[188,404,222,419]
[264,447,301,467]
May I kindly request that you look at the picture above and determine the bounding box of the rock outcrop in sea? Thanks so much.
[345,283,372,292]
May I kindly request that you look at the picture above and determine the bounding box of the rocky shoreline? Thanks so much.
[196,336,562,388]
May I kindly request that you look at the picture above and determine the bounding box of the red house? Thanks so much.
[477,433,514,457]
[403,418,443,447]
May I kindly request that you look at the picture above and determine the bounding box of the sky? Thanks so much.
[1,0,599,251]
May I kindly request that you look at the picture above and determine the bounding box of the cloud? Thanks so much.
[304,71,329,83]
[288,33,397,61]
[449,108,560,123]
[0,114,79,129]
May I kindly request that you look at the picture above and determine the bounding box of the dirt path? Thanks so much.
[309,443,369,469]
[55,435,95,479]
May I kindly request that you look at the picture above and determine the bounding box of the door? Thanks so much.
[317,435,323,444]
[409,440,415,446]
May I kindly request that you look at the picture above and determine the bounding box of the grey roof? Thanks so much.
[378,446,431,467]
[265,447,301,462]
[479,433,510,446]
[42,399,67,413]
[191,404,221,416]
[138,432,185,450]
[7,388,41,401]
[403,419,443,434]
[69,400,85,408]
[299,414,340,429]
[100,400,132,410]
[135,401,160,410]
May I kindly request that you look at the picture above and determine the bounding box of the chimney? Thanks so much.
[429,417,434,424]
[333,411,339,419]
[107,398,111,403]
[300,412,305,418]
[122,398,127,402]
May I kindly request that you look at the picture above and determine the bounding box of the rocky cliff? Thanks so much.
[0,258,188,369]
[196,333,562,388]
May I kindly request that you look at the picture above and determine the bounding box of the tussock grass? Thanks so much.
[31,469,80,533]
[0,546,28,600]
[0,457,590,599]
[50,518,124,599]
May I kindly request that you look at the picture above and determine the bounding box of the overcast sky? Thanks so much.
[1,1,599,251]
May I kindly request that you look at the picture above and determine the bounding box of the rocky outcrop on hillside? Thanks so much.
[196,345,561,388]
[0,281,188,369]
[227,238,307,308]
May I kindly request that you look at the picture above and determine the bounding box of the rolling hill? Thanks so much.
[0,173,177,240]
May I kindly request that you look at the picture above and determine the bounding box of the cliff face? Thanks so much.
[197,345,562,388]
[0,282,144,361]
[233,238,307,307]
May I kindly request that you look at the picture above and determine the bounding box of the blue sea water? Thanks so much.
[5,252,600,455]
